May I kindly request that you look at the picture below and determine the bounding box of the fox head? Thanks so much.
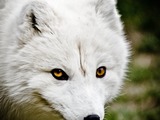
[2,0,130,120]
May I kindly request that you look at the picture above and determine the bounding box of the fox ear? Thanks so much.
[96,0,123,34]
[19,1,57,32]
[17,1,56,45]
[18,1,48,33]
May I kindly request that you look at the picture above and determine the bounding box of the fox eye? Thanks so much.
[51,68,69,80]
[96,66,106,78]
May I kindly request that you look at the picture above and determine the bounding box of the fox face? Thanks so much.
[0,0,129,120]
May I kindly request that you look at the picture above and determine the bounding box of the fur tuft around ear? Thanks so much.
[16,1,57,46]
[18,1,47,33]
[96,0,123,34]
[17,1,57,44]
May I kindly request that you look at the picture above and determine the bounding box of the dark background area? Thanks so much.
[105,0,160,120]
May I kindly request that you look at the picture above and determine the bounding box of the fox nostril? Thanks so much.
[84,114,100,120]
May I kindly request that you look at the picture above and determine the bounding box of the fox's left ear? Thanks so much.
[96,0,123,34]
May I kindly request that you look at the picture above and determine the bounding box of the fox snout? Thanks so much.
[84,114,100,120]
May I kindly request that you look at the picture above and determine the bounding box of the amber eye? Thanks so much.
[51,68,69,80]
[96,66,106,78]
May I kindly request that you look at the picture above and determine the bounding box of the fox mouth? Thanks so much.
[32,92,102,120]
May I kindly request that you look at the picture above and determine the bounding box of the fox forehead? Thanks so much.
[25,27,118,76]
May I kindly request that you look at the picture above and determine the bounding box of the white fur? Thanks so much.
[0,0,130,120]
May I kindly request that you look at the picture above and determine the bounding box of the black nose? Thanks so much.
[84,114,100,120]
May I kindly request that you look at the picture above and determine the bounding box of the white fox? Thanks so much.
[0,0,129,120]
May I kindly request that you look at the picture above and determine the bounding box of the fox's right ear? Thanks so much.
[17,1,57,45]
[95,0,123,34]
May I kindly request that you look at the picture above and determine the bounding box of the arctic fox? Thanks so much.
[0,0,129,120]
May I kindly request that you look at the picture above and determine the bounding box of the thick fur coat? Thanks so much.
[0,0,130,120]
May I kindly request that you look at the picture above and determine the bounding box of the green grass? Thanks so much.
[137,34,160,54]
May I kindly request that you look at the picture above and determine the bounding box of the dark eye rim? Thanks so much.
[96,66,106,78]
[51,68,69,81]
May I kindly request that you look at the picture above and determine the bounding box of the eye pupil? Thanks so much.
[96,66,106,78]
[98,69,103,74]
[54,70,62,77]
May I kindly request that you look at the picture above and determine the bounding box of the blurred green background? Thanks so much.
[105,0,160,120]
